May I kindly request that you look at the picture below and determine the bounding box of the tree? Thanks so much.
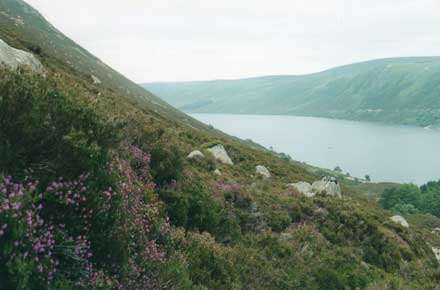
[334,166,342,173]
[379,184,421,210]
[365,175,371,182]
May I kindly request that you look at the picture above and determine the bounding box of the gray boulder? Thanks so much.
[390,215,409,228]
[256,165,271,178]
[214,169,221,176]
[187,150,205,159]
[0,38,43,72]
[311,176,342,198]
[288,182,314,197]
[91,75,102,84]
[207,144,233,165]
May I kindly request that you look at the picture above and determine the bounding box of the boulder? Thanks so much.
[187,150,205,159]
[214,169,221,176]
[91,75,101,84]
[207,144,233,165]
[256,165,271,178]
[288,182,314,197]
[432,247,440,263]
[311,176,342,198]
[0,38,43,72]
[390,215,409,228]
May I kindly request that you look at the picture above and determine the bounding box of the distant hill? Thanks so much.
[144,57,440,127]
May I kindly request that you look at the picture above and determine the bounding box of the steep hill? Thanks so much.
[144,57,440,127]
[1,1,439,289]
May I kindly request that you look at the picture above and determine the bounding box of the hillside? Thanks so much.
[144,57,440,127]
[0,1,439,289]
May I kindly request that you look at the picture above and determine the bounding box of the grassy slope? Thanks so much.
[0,1,439,289]
[144,57,440,127]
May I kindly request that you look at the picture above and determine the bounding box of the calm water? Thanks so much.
[191,114,440,185]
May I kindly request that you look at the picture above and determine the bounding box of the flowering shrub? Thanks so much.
[0,71,174,289]
[107,144,168,289]
[0,176,99,289]
[0,145,171,289]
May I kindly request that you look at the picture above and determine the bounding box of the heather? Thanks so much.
[0,71,171,289]
[0,0,440,287]
[2,69,439,289]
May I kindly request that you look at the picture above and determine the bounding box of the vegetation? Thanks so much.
[144,57,440,127]
[380,181,440,218]
[0,1,439,289]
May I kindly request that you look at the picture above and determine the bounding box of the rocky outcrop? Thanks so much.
[432,247,440,263]
[0,38,43,72]
[390,215,409,228]
[287,177,341,198]
[187,150,205,159]
[311,176,342,198]
[256,165,271,178]
[207,144,233,165]
[288,182,314,197]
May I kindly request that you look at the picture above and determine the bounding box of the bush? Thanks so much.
[0,69,116,186]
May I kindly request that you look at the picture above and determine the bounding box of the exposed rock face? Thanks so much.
[187,150,205,159]
[0,38,43,72]
[207,144,233,165]
[390,215,409,228]
[432,247,440,263]
[256,165,271,178]
[311,176,342,198]
[288,182,314,197]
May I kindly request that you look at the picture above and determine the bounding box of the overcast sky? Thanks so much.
[25,0,440,82]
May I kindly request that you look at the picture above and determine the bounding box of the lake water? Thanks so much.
[191,114,440,185]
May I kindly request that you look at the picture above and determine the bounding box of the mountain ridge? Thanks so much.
[144,56,440,127]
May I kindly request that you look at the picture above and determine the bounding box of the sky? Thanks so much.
[25,0,440,83]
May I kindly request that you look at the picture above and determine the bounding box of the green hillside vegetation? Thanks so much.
[380,181,440,218]
[0,1,439,289]
[144,57,440,127]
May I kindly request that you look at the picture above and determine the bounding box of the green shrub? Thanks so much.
[0,69,116,186]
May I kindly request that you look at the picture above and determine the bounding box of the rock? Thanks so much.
[91,74,101,84]
[390,215,409,228]
[279,232,293,241]
[432,228,440,234]
[288,182,315,197]
[0,38,43,72]
[207,144,233,165]
[214,169,221,176]
[187,150,205,159]
[311,176,342,198]
[432,247,440,263]
[255,165,271,178]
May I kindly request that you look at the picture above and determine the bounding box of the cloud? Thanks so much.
[25,0,440,82]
